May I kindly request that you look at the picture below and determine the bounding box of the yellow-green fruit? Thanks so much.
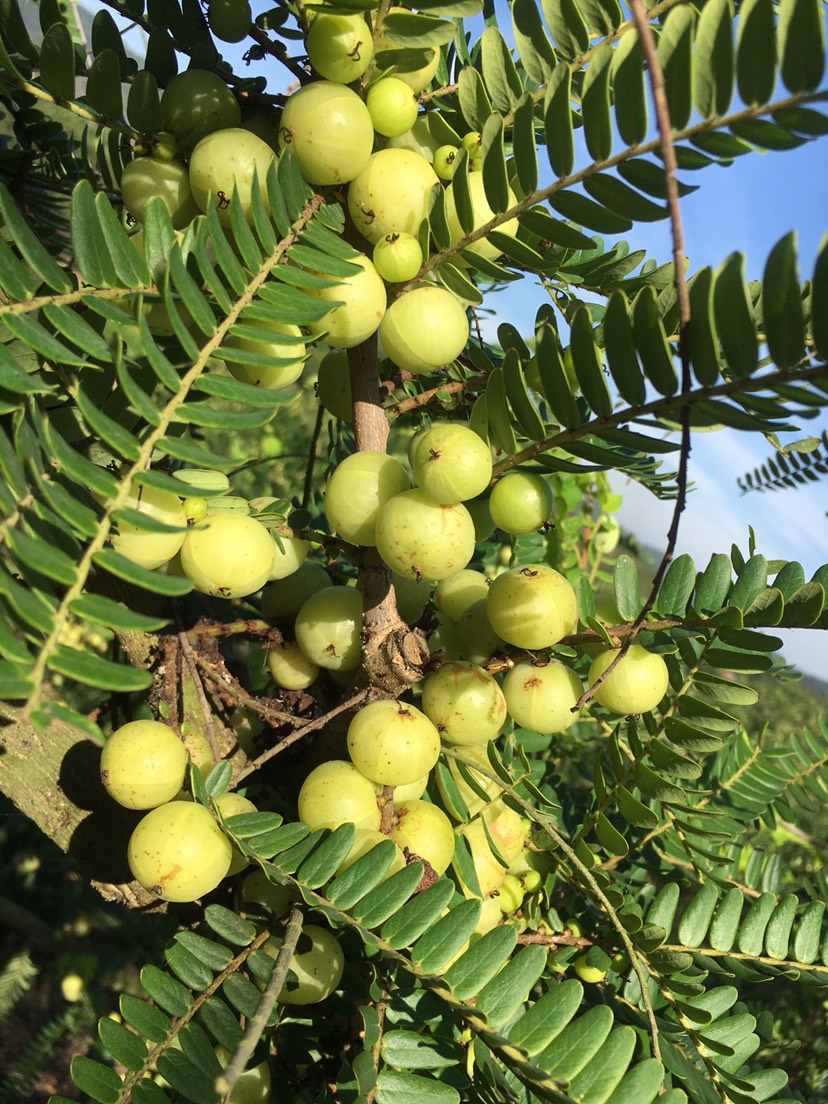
[266,641,319,690]
[120,158,199,229]
[220,319,306,388]
[215,791,258,876]
[214,1046,271,1104]
[455,818,507,898]
[270,534,309,581]
[109,481,188,571]
[486,563,578,650]
[573,956,607,984]
[588,645,669,715]
[380,285,469,374]
[189,128,277,226]
[101,720,187,810]
[390,799,454,874]
[241,868,296,917]
[262,924,344,1005]
[325,451,410,547]
[502,659,582,734]
[298,760,381,831]
[435,569,490,624]
[261,561,331,621]
[498,873,525,914]
[180,513,276,598]
[306,253,387,349]
[128,802,232,901]
[445,172,519,261]
[278,80,373,185]
[347,149,438,245]
[181,729,215,779]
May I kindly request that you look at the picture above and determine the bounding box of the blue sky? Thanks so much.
[109,1,827,677]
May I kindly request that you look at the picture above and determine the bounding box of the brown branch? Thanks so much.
[576,0,693,713]
[247,26,310,87]
[386,372,488,422]
[178,627,219,761]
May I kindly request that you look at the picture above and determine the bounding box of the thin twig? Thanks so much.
[235,690,370,782]
[216,906,304,1099]
[576,0,695,713]
[386,373,488,421]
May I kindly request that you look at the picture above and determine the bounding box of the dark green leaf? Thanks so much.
[512,0,557,83]
[381,879,457,949]
[694,0,734,118]
[613,554,642,620]
[413,898,481,975]
[204,904,257,947]
[543,66,574,178]
[381,1030,464,1070]
[485,366,517,456]
[611,29,647,146]
[0,184,72,292]
[120,994,171,1044]
[584,175,667,223]
[47,647,152,692]
[658,5,694,129]
[86,49,123,119]
[93,548,194,596]
[631,286,677,395]
[39,22,75,101]
[737,892,777,955]
[443,924,517,1000]
[763,231,804,368]
[714,252,758,377]
[476,944,548,1028]
[582,43,613,161]
[480,26,522,113]
[70,1056,121,1104]
[779,0,825,92]
[736,0,777,105]
[508,978,583,1055]
[603,292,645,405]
[457,65,493,132]
[375,1070,460,1104]
[70,180,119,289]
[549,191,632,234]
[98,1015,147,1071]
[541,0,589,60]
[570,305,611,415]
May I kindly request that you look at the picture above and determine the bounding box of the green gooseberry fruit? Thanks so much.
[279,80,373,185]
[208,0,252,43]
[367,76,419,137]
[307,13,374,83]
[587,645,669,715]
[372,232,423,283]
[101,719,188,810]
[433,144,459,180]
[220,318,306,389]
[380,285,469,374]
[160,69,241,151]
[189,128,277,226]
[128,802,232,902]
[180,513,276,598]
[488,471,555,535]
[120,157,199,229]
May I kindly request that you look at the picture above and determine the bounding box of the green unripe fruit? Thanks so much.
[486,563,578,650]
[372,232,423,283]
[267,924,345,1005]
[221,318,306,389]
[502,659,582,734]
[588,645,669,715]
[214,791,258,876]
[269,534,309,582]
[435,569,490,623]
[108,481,188,571]
[433,144,459,180]
[261,561,331,621]
[279,81,373,185]
[380,285,469,374]
[498,873,525,914]
[307,13,374,83]
[325,451,410,547]
[391,571,431,623]
[298,760,380,831]
[208,0,252,43]
[121,158,198,229]
[153,131,178,161]
[410,421,492,504]
[456,598,503,666]
[295,586,363,670]
[101,720,187,810]
[348,149,438,246]
[347,700,441,786]
[445,172,519,260]
[422,661,507,746]
[128,802,232,902]
[573,955,608,984]
[306,253,387,349]
[214,1045,270,1104]
[367,76,419,137]
[316,349,353,421]
[375,489,475,582]
[189,128,276,226]
[161,69,241,151]
[489,471,554,535]
[183,496,208,524]
[242,868,296,917]
[390,799,454,874]
[466,497,495,543]
[180,513,276,598]
[266,641,319,690]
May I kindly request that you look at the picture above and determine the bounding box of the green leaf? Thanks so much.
[611,30,647,147]
[204,760,233,799]
[543,65,574,178]
[604,1058,666,1104]
[93,548,194,596]
[381,1030,464,1070]
[793,900,825,963]
[98,1015,147,1071]
[634,762,685,803]
[511,0,557,83]
[631,286,677,395]
[584,175,667,223]
[457,65,493,132]
[582,43,613,161]
[413,898,482,974]
[481,114,509,215]
[763,231,804,368]
[127,67,163,132]
[764,893,798,959]
[694,0,734,119]
[655,555,696,617]
[480,26,522,113]
[549,191,632,234]
[120,994,171,1044]
[86,49,123,119]
[5,527,78,585]
[541,0,589,60]
[778,0,826,92]
[508,978,583,1055]
[204,904,257,947]
[812,232,828,361]
[39,21,76,101]
[503,348,545,442]
[382,10,455,46]
[714,252,758,377]
[613,554,642,620]
[603,292,645,406]
[47,647,152,692]
[352,863,425,929]
[140,964,192,1017]
[540,1004,614,1080]
[659,5,695,130]
[570,306,611,416]
[327,840,404,912]
[678,881,719,947]
[568,1025,637,1103]
[729,554,768,611]
[175,931,233,973]
[616,786,659,828]
[443,924,517,999]
[70,1056,121,1104]
[381,879,457,949]
[737,891,777,955]
[512,93,539,199]
[0,185,72,292]
[708,887,745,951]
[687,267,721,386]
[596,812,628,856]
[295,823,356,889]
[375,1070,460,1104]
[476,944,548,1028]
[736,0,777,106]
[485,366,518,456]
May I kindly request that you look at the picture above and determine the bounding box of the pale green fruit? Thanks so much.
[391,571,431,623]
[375,490,475,582]
[180,514,276,598]
[261,561,331,621]
[489,471,554,535]
[445,172,519,261]
[376,773,430,805]
[380,285,469,374]
[455,817,506,898]
[279,81,373,185]
[456,598,503,666]
[189,128,277,226]
[390,799,454,874]
[298,760,380,831]
[337,828,406,878]
[588,645,669,715]
[266,641,319,690]
[502,659,582,734]
[295,586,363,670]
[306,13,374,83]
[161,69,241,151]
[221,318,306,388]
[435,743,503,820]
[241,868,296,917]
[181,730,214,779]
[316,349,353,420]
[325,451,409,547]
[214,791,258,876]
[372,232,423,283]
[347,700,441,786]
[269,924,344,1005]
[306,253,387,349]
[367,76,419,137]
[101,720,187,810]
[120,158,198,229]
[214,1046,270,1104]
[486,564,578,650]
[270,533,309,581]
[498,873,525,914]
[410,421,492,504]
[128,802,232,902]
[422,661,507,746]
[574,956,608,984]
[347,149,438,245]
[435,569,490,623]
[429,611,461,661]
[109,481,188,571]
[476,894,502,933]
[482,799,526,862]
